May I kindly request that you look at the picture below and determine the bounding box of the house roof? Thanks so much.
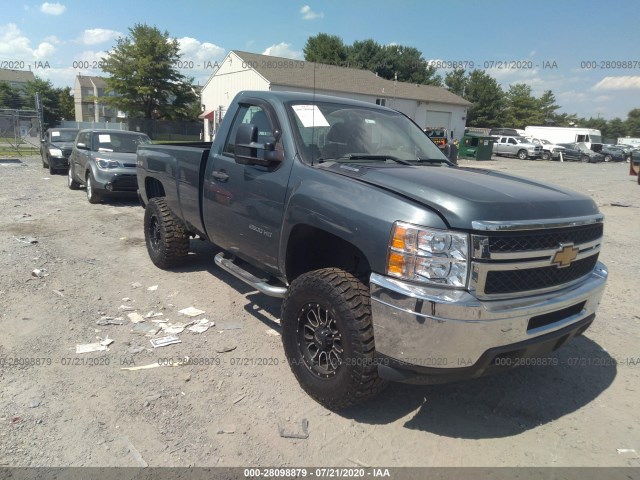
[231,51,471,107]
[75,75,108,88]
[0,69,36,84]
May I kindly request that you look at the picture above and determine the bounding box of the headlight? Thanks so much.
[387,222,469,287]
[49,148,63,157]
[96,158,119,169]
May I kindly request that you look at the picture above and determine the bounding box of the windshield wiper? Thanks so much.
[338,154,413,165]
[413,157,452,164]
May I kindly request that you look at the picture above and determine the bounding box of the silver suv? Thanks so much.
[493,136,543,160]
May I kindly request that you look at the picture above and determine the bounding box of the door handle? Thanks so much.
[212,170,229,182]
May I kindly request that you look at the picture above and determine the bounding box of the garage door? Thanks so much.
[425,110,451,130]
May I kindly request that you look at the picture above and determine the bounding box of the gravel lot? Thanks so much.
[0,154,638,468]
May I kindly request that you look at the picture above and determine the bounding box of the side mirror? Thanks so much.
[76,143,88,150]
[234,123,283,166]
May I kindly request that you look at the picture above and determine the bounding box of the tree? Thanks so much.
[100,23,197,119]
[303,33,348,65]
[0,82,25,109]
[605,117,627,139]
[464,70,504,127]
[304,34,442,86]
[57,86,74,121]
[537,90,560,123]
[626,108,640,136]
[503,83,542,128]
[24,77,62,129]
[444,68,467,97]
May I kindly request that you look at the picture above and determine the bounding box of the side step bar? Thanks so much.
[214,252,287,298]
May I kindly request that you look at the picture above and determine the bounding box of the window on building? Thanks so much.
[375,98,387,107]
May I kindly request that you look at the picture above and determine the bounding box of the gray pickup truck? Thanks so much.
[493,135,543,159]
[136,91,608,409]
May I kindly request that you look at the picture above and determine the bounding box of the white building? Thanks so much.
[200,51,471,141]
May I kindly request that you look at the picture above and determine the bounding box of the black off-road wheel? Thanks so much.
[143,197,190,269]
[281,268,387,409]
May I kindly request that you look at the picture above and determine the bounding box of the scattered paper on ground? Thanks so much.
[127,312,145,324]
[187,319,214,334]
[131,323,162,336]
[150,336,182,348]
[178,307,205,317]
[76,343,107,353]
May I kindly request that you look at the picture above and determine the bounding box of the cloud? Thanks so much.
[300,5,324,20]
[43,35,61,44]
[177,37,225,62]
[592,76,640,90]
[80,28,122,45]
[0,23,56,60]
[262,42,303,60]
[40,2,66,15]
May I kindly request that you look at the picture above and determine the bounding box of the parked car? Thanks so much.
[600,145,628,162]
[492,135,543,159]
[556,142,604,163]
[40,128,80,174]
[525,137,566,160]
[618,144,640,163]
[67,129,151,203]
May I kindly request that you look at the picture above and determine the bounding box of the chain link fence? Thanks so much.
[0,109,41,156]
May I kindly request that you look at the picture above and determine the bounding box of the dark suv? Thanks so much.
[40,128,79,174]
[67,129,151,203]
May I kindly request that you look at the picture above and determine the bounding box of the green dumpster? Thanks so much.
[459,133,494,160]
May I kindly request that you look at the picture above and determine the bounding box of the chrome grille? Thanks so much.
[470,218,603,299]
[488,224,603,253]
[484,256,598,295]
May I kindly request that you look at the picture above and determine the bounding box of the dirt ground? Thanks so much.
[0,154,638,469]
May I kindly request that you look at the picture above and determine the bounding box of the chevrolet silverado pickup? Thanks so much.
[136,90,608,409]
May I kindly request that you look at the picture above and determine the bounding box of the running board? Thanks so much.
[214,252,287,298]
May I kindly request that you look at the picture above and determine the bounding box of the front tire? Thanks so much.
[67,166,80,190]
[604,154,612,162]
[143,197,190,269]
[517,149,528,160]
[281,268,387,409]
[86,171,102,204]
[542,151,551,161]
[581,155,590,163]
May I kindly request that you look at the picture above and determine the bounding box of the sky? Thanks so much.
[1,0,639,120]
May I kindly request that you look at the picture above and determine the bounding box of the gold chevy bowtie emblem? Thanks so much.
[551,244,579,268]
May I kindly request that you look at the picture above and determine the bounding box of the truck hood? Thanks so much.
[91,151,137,163]
[323,163,599,230]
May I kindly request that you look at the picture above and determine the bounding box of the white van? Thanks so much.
[524,126,602,150]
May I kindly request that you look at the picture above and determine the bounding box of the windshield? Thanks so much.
[92,132,151,153]
[590,135,602,143]
[50,130,78,142]
[576,143,592,153]
[287,101,448,165]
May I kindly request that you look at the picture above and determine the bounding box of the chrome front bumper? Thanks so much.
[370,262,608,371]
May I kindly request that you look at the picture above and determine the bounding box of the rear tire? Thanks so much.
[281,268,387,409]
[143,197,190,269]
[517,149,528,160]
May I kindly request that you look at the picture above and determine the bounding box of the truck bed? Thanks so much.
[137,143,211,236]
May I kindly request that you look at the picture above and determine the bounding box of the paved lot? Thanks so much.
[0,155,638,468]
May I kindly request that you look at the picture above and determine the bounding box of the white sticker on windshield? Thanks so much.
[292,105,330,128]
[98,134,111,143]
[51,131,60,137]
